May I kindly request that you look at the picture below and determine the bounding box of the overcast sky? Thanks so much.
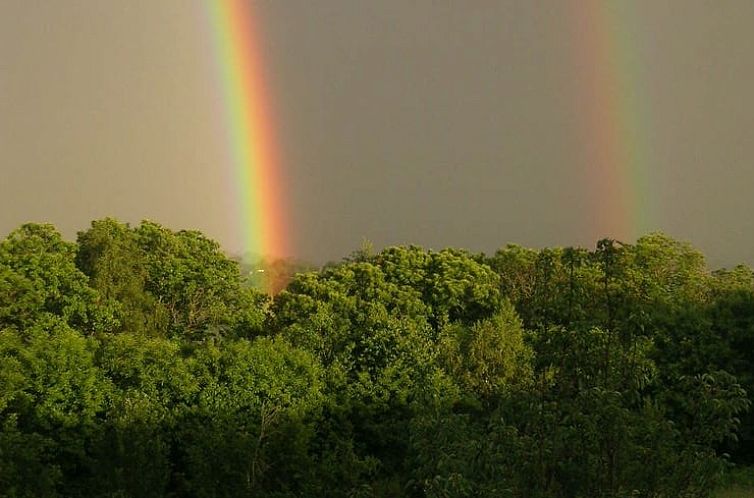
[2,1,753,267]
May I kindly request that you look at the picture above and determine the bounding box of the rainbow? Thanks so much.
[570,0,653,241]
[206,0,288,259]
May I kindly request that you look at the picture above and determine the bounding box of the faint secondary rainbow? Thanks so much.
[206,0,288,259]
[570,1,654,241]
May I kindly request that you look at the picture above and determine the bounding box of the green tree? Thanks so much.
[0,223,115,334]
[132,221,267,340]
[172,337,323,497]
[76,218,167,336]
[438,302,532,401]
[0,324,108,497]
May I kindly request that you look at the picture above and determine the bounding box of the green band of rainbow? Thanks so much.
[206,0,288,259]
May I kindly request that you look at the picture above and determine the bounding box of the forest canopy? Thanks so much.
[1,219,753,497]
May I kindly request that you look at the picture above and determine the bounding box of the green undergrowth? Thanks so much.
[717,466,754,497]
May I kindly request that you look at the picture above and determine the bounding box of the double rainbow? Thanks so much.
[205,0,654,256]
[206,0,288,259]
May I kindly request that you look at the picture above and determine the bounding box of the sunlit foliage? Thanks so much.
[1,222,752,497]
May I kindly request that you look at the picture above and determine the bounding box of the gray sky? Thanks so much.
[2,1,753,267]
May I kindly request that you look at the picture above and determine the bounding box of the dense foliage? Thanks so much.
[1,219,752,497]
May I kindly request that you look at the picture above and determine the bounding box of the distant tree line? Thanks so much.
[1,218,753,497]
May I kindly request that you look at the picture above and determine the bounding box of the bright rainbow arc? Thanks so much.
[572,1,653,241]
[207,0,288,260]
